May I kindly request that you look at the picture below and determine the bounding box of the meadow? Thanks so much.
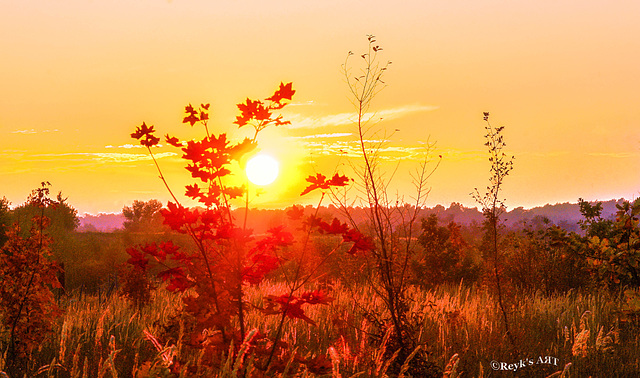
[2,279,638,377]
[3,40,640,377]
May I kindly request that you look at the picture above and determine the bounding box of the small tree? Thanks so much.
[122,199,164,233]
[127,82,371,374]
[414,214,479,287]
[0,182,63,376]
[334,35,442,377]
[472,112,515,347]
[565,198,640,289]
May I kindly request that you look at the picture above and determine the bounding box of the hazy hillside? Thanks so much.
[76,198,626,233]
[78,213,125,232]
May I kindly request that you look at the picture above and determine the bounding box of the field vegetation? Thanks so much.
[1,37,640,377]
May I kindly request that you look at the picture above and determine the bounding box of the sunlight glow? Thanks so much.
[246,154,279,186]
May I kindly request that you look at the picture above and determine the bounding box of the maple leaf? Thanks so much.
[300,173,327,196]
[243,253,281,284]
[262,295,316,325]
[185,184,201,200]
[267,82,295,104]
[181,140,205,162]
[234,98,259,127]
[183,103,200,126]
[319,218,349,235]
[343,229,375,254]
[131,122,160,147]
[267,225,295,246]
[159,241,180,256]
[206,133,230,151]
[286,205,304,220]
[303,215,323,230]
[165,134,182,147]
[131,122,155,140]
[160,202,188,232]
[223,185,245,199]
[327,173,350,187]
[141,134,160,147]
[141,242,165,260]
[301,173,350,196]
[126,246,149,270]
[158,267,193,292]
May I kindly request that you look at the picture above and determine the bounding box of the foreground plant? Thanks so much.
[127,82,376,375]
[472,112,515,348]
[333,35,442,377]
[0,182,63,376]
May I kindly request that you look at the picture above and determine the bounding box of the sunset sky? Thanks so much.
[1,0,639,215]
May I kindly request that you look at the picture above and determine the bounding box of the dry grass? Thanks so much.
[1,283,638,377]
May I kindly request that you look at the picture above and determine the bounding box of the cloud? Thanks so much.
[284,104,438,129]
[30,152,177,163]
[587,152,639,158]
[289,133,353,140]
[302,140,435,161]
[92,152,177,163]
[10,129,59,134]
[105,144,144,149]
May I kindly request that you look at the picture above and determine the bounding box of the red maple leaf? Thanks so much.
[223,185,245,199]
[131,122,160,147]
[301,173,350,196]
[158,267,193,292]
[300,173,327,196]
[327,173,350,187]
[183,103,200,126]
[262,295,316,325]
[266,82,295,104]
[286,205,304,220]
[126,246,149,270]
[131,122,155,139]
[160,202,189,232]
[185,184,201,200]
[343,229,375,254]
[159,241,180,256]
[319,218,349,235]
[165,134,182,147]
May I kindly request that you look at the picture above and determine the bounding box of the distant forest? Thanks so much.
[79,198,627,234]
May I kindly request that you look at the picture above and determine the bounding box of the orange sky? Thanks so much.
[1,0,639,214]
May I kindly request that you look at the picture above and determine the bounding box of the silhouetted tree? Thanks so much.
[122,199,164,233]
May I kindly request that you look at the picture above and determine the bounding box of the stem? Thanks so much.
[147,146,227,343]
[264,192,326,371]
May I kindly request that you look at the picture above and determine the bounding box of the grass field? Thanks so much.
[2,281,638,377]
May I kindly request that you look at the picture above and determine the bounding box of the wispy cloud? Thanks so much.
[30,152,177,163]
[284,104,438,129]
[105,144,145,149]
[289,133,353,140]
[10,129,59,134]
[302,140,435,161]
[287,100,317,107]
[587,152,640,158]
[93,152,177,163]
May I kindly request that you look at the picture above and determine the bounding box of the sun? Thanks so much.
[245,154,279,186]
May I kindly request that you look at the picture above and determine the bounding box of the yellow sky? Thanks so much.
[1,0,639,214]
